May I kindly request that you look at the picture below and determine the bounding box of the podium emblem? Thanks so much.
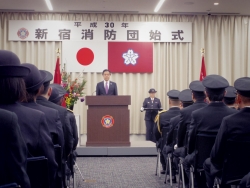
[101,115,114,128]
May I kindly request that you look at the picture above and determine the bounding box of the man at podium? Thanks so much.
[96,69,118,96]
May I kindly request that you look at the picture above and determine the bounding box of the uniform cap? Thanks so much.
[41,70,53,88]
[0,50,30,77]
[189,80,205,92]
[179,89,193,102]
[202,74,229,89]
[234,77,250,97]
[167,90,180,99]
[22,63,46,92]
[148,88,157,93]
[224,86,237,98]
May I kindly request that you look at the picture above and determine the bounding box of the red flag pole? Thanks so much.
[199,48,207,81]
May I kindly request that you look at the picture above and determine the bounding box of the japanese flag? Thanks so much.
[62,41,107,72]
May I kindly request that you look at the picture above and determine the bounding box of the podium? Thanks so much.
[85,95,131,146]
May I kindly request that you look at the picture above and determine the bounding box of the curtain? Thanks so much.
[1,13,250,136]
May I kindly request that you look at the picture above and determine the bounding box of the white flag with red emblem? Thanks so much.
[62,41,108,72]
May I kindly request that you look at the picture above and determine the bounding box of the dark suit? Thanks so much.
[0,109,30,188]
[183,102,237,186]
[67,109,78,150]
[204,108,250,188]
[177,101,207,148]
[142,97,161,141]
[96,81,118,95]
[21,101,64,148]
[0,103,57,187]
[154,107,180,170]
[36,96,73,158]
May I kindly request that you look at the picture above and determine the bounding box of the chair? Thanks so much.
[54,145,63,188]
[214,140,250,188]
[164,128,178,186]
[27,156,49,188]
[190,132,217,188]
[0,183,20,188]
[155,127,169,178]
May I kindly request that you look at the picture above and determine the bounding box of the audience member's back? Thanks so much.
[0,108,30,188]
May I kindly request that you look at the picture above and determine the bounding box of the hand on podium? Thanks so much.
[140,107,144,112]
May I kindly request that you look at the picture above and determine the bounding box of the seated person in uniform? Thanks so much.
[204,77,250,188]
[0,50,57,187]
[154,90,181,174]
[174,81,207,159]
[183,75,237,188]
[162,89,193,183]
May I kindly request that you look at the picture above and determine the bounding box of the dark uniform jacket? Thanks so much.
[154,107,180,141]
[177,101,207,147]
[96,81,118,95]
[0,109,30,188]
[36,96,73,158]
[210,107,250,171]
[21,101,64,148]
[166,115,180,146]
[0,103,57,186]
[67,109,79,150]
[142,97,161,121]
[188,102,237,154]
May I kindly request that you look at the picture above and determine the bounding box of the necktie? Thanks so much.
[105,81,108,94]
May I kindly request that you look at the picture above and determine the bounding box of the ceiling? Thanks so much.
[0,0,250,15]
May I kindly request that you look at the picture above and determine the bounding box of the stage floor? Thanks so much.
[76,141,157,156]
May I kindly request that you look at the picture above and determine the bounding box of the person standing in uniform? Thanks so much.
[141,88,162,142]
[96,69,118,95]
[183,75,237,187]
[204,77,250,188]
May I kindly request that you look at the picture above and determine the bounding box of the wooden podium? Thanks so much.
[85,95,131,146]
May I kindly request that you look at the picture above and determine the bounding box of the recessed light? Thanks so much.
[214,2,219,5]
[184,2,194,5]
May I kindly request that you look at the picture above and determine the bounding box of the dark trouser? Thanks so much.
[240,172,250,188]
[145,120,156,142]
[203,158,224,188]
[183,152,196,187]
[162,145,177,176]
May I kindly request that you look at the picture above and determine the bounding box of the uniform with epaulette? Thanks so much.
[183,75,237,187]
[141,88,162,142]
[153,90,181,174]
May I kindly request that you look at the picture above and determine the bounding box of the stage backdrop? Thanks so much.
[0,13,250,136]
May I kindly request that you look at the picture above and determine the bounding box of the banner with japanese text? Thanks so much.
[9,21,192,42]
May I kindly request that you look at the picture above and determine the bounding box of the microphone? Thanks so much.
[92,91,96,96]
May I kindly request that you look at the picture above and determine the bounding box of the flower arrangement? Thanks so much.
[61,66,87,109]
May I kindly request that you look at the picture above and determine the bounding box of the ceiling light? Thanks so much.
[154,0,165,12]
[45,0,53,10]
[214,2,219,5]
